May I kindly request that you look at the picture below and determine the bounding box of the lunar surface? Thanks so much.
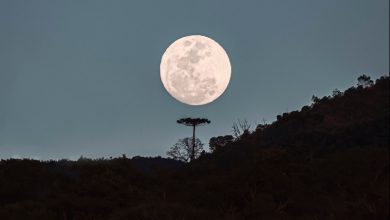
[160,35,231,105]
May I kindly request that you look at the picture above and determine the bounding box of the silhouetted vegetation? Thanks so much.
[209,135,234,152]
[177,118,211,161]
[0,75,388,220]
[167,137,204,162]
[232,118,251,140]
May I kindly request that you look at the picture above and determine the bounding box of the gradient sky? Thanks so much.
[0,0,388,160]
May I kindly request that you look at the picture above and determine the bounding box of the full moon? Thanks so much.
[160,35,231,105]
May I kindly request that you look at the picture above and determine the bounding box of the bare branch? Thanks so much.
[166,137,204,162]
[232,118,251,139]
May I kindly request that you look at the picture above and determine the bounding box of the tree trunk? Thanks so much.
[192,125,196,161]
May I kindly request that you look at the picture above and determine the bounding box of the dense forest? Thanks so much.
[0,75,388,220]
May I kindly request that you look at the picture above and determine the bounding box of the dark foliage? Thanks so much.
[177,118,211,126]
[209,135,234,152]
[252,75,389,152]
[0,75,388,220]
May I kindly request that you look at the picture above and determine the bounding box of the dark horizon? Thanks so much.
[2,74,388,161]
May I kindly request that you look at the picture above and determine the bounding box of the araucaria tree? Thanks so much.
[176,118,210,161]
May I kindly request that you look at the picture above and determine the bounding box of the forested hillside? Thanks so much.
[0,75,388,220]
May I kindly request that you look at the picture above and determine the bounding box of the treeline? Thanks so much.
[207,75,388,155]
[0,75,388,220]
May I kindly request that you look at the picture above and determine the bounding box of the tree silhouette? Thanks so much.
[232,118,251,139]
[332,88,342,97]
[166,137,204,162]
[357,74,374,87]
[209,135,234,152]
[177,118,210,161]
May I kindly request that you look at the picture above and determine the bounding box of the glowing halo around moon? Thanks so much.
[160,35,231,105]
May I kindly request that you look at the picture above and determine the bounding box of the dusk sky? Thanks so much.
[0,0,388,160]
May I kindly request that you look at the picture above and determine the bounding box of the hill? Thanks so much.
[0,75,388,220]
